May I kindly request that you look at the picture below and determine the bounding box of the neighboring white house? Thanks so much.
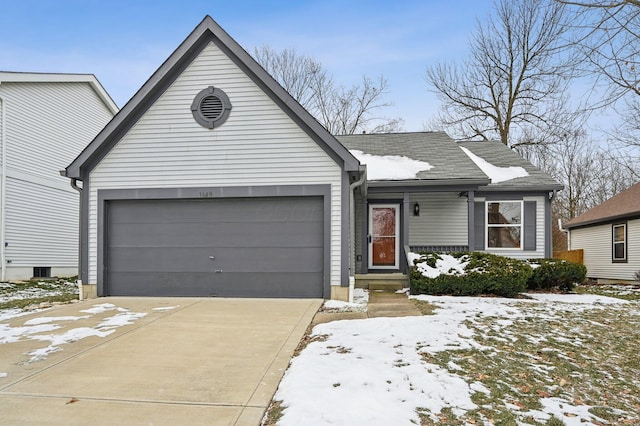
[565,182,640,284]
[0,72,117,281]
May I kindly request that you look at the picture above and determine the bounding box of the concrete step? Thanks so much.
[355,273,409,290]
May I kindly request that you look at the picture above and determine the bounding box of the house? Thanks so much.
[0,72,117,281]
[337,133,563,286]
[64,16,562,301]
[565,182,640,284]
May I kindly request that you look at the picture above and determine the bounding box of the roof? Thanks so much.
[457,140,564,191]
[337,132,562,191]
[0,71,118,115]
[565,182,640,229]
[337,132,489,186]
[64,15,359,180]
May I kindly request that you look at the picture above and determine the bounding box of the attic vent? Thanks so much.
[191,86,232,129]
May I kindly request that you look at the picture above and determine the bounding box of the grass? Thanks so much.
[575,283,640,301]
[411,299,439,315]
[0,277,79,311]
[262,400,285,426]
[416,299,640,425]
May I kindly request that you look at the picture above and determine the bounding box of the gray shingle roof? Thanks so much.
[336,132,563,191]
[457,140,563,190]
[336,132,487,182]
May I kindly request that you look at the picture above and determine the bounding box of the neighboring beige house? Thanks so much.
[0,72,117,281]
[565,182,640,284]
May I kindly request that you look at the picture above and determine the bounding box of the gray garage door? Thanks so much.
[105,197,324,297]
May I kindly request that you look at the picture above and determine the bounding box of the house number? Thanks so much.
[199,191,214,198]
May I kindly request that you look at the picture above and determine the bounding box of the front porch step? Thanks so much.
[355,273,409,291]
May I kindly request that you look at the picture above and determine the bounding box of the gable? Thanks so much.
[91,41,342,182]
[65,16,358,180]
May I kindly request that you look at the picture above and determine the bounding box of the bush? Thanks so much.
[634,270,640,283]
[410,252,532,298]
[526,258,587,292]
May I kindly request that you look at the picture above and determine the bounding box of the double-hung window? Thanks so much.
[486,201,522,249]
[612,223,627,262]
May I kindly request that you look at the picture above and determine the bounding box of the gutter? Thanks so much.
[348,166,367,303]
[61,170,84,298]
[0,94,6,281]
[366,177,491,188]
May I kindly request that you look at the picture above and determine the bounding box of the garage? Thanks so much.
[104,196,324,298]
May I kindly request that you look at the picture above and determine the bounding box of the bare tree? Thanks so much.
[254,46,402,135]
[560,1,640,148]
[427,0,579,147]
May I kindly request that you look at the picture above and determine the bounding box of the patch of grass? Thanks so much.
[416,300,640,425]
[0,293,78,310]
[411,299,438,315]
[293,324,328,357]
[261,400,285,426]
[0,278,79,311]
[575,284,640,301]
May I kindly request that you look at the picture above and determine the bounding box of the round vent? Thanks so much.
[191,86,232,129]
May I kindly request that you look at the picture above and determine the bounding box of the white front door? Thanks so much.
[368,204,400,269]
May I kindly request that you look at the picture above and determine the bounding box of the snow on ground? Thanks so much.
[0,303,152,367]
[349,150,433,180]
[322,288,369,312]
[460,146,528,183]
[152,305,180,312]
[273,293,633,426]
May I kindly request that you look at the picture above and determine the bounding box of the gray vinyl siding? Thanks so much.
[569,219,640,281]
[408,193,468,246]
[0,81,114,277]
[88,41,343,286]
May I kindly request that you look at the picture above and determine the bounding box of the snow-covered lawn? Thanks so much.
[268,292,640,426]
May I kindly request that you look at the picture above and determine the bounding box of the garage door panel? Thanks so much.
[109,198,323,224]
[109,247,322,273]
[205,247,323,272]
[105,196,325,298]
[108,247,213,273]
[107,272,213,297]
[109,221,323,247]
[108,271,323,298]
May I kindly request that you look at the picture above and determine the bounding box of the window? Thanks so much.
[612,223,627,262]
[486,201,522,249]
[33,267,51,278]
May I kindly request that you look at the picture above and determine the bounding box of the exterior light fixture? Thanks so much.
[413,203,420,216]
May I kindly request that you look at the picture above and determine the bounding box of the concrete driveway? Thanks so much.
[0,297,321,425]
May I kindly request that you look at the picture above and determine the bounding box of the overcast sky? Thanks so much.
[0,0,494,131]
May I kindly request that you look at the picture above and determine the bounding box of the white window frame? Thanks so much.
[612,223,627,262]
[486,201,523,250]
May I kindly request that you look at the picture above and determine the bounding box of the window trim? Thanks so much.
[485,200,523,250]
[612,222,627,263]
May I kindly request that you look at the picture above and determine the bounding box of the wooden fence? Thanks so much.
[554,249,584,264]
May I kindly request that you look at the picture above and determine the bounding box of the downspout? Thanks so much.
[0,94,6,282]
[67,176,83,299]
[349,166,367,303]
[555,190,571,251]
